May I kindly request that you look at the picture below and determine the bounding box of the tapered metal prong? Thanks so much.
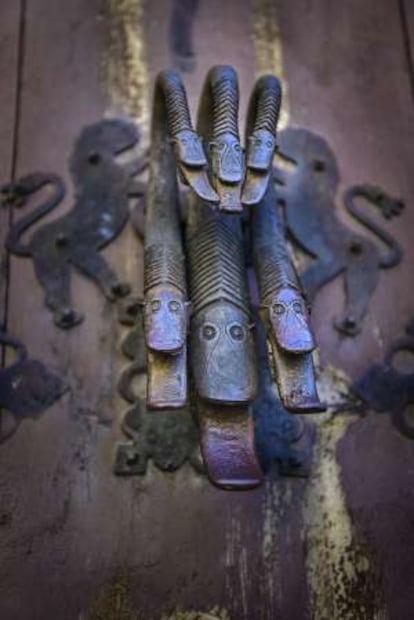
[242,75,282,207]
[198,403,263,489]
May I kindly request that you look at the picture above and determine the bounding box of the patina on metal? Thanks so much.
[247,81,322,412]
[1,119,146,328]
[144,70,218,409]
[116,294,312,482]
[274,127,404,336]
[242,74,281,206]
[197,65,245,213]
[353,320,414,440]
[0,331,67,442]
[186,66,262,488]
[138,68,327,489]
[186,197,262,488]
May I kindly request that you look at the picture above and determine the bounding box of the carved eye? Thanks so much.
[181,138,187,144]
[151,300,161,312]
[202,324,217,340]
[88,152,101,165]
[273,303,285,315]
[168,300,181,312]
[313,159,325,172]
[229,324,245,341]
[266,140,273,148]
[293,301,303,313]
[218,143,225,151]
[234,144,241,151]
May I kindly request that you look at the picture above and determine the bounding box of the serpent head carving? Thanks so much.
[191,303,257,405]
[173,128,207,167]
[210,132,244,184]
[247,129,276,172]
[267,288,315,354]
[144,286,188,354]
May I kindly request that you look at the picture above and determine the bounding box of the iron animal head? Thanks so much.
[210,132,244,184]
[247,129,276,172]
[69,118,140,184]
[144,285,189,354]
[265,288,315,354]
[190,302,257,405]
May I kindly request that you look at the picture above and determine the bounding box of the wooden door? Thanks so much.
[0,1,413,618]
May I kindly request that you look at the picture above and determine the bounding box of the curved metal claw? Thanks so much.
[154,70,219,205]
[197,66,244,213]
[250,161,323,412]
[198,403,263,489]
[242,75,282,207]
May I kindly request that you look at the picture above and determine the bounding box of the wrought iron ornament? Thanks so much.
[1,119,146,328]
[274,128,404,336]
[115,300,203,475]
[142,66,323,490]
[0,331,67,442]
[353,320,414,440]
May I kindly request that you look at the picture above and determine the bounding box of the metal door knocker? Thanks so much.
[140,66,323,490]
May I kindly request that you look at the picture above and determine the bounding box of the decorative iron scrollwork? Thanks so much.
[353,320,414,440]
[274,127,404,336]
[1,119,146,328]
[0,331,67,442]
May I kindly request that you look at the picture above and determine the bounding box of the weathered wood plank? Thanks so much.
[276,1,414,618]
[0,0,21,330]
[278,0,414,379]
[401,0,414,100]
[0,1,118,618]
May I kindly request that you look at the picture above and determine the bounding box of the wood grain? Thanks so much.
[278,0,414,379]
[0,0,21,331]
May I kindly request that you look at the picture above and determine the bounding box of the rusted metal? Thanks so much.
[242,74,281,206]
[353,319,414,439]
[197,66,245,213]
[1,119,146,328]
[188,66,262,488]
[274,127,404,336]
[144,70,219,409]
[247,81,322,413]
[0,331,67,442]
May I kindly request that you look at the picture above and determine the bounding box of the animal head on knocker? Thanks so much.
[144,286,189,354]
[210,132,244,184]
[173,128,207,167]
[190,302,257,405]
[247,129,276,172]
[266,288,315,354]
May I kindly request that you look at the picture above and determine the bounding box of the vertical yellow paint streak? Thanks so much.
[102,0,149,131]
[252,1,387,610]
[302,366,387,620]
[251,0,290,127]
[260,479,291,612]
